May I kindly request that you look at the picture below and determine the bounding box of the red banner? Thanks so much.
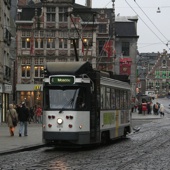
[120,58,132,75]
[103,40,113,58]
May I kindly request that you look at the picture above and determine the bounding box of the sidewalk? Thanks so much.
[0,123,44,155]
[0,112,163,155]
[131,111,163,120]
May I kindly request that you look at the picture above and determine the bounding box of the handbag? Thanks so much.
[9,110,17,127]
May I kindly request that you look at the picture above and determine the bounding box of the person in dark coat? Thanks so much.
[18,102,29,137]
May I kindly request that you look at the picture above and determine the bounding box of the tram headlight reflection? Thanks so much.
[57,118,63,125]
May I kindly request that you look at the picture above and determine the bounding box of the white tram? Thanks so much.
[42,62,131,146]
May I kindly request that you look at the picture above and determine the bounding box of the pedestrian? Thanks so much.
[142,100,147,115]
[6,104,18,136]
[147,102,151,114]
[18,102,29,137]
[159,104,165,117]
[153,102,159,115]
[36,106,42,123]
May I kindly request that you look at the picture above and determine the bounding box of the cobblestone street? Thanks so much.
[1,115,170,170]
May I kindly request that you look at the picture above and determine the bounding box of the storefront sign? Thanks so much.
[4,84,12,93]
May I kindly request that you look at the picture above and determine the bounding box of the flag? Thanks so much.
[103,40,113,58]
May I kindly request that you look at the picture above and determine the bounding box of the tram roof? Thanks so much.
[45,61,93,76]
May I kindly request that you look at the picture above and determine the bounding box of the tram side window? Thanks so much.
[120,90,124,109]
[43,88,49,109]
[128,91,131,109]
[76,88,86,109]
[124,91,128,109]
[106,87,111,109]
[100,86,105,109]
[111,88,116,109]
[115,90,120,109]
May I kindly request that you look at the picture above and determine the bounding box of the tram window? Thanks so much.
[49,89,77,109]
[111,89,116,109]
[43,88,49,109]
[115,90,120,109]
[124,91,128,109]
[100,86,105,109]
[76,88,86,109]
[106,87,111,109]
[120,91,124,109]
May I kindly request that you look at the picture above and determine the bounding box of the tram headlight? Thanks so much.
[57,118,63,125]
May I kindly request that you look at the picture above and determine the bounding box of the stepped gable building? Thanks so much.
[146,50,170,97]
[137,52,159,94]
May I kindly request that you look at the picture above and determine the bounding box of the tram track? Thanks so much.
[114,127,170,169]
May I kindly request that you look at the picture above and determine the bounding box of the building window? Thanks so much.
[22,31,31,37]
[122,42,130,56]
[162,81,166,89]
[34,66,44,78]
[34,58,44,65]
[155,71,160,78]
[22,58,31,64]
[35,38,44,48]
[98,40,106,56]
[70,39,79,48]
[46,38,55,49]
[22,66,30,78]
[47,7,55,22]
[22,38,30,48]
[39,58,44,64]
[59,38,67,49]
[162,71,166,79]
[59,7,68,22]
[98,24,107,33]
[162,60,167,67]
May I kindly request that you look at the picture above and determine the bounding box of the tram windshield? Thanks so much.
[43,87,87,110]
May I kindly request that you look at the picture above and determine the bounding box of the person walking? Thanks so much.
[36,106,42,124]
[159,104,165,117]
[18,102,29,137]
[6,104,18,136]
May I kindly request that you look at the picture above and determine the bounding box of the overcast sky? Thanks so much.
[75,0,170,53]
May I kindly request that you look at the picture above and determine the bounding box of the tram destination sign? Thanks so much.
[50,76,75,85]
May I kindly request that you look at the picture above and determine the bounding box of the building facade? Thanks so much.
[146,50,170,97]
[15,0,116,107]
[115,16,139,97]
[0,0,14,122]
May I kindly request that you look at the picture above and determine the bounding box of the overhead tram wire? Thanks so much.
[134,1,169,43]
[125,0,168,49]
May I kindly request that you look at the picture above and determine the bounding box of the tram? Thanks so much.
[42,61,131,146]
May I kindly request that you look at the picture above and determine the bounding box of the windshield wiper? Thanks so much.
[59,98,74,113]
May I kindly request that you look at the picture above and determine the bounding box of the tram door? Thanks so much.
[89,72,100,143]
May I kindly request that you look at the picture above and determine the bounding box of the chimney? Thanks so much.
[86,0,92,8]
